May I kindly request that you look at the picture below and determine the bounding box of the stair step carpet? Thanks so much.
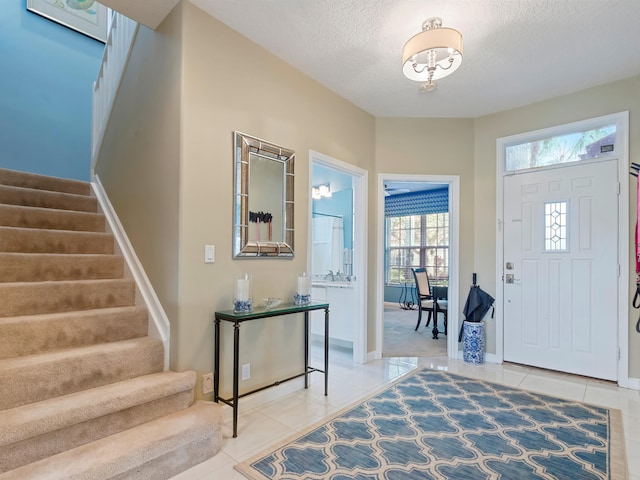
[0,168,222,478]
[0,227,114,254]
[0,184,98,212]
[0,278,137,318]
[0,372,198,472]
[0,252,124,283]
[0,306,148,359]
[0,401,224,480]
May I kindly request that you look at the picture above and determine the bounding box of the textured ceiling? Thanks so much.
[188,0,640,118]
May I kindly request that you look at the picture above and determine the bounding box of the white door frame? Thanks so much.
[495,111,630,387]
[309,150,368,364]
[375,173,460,360]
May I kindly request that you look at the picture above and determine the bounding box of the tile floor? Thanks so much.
[171,344,640,479]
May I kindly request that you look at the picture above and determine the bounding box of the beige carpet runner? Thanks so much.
[0,168,223,479]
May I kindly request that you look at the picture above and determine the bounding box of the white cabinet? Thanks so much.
[311,285,354,346]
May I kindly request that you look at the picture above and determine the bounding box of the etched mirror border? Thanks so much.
[233,131,295,258]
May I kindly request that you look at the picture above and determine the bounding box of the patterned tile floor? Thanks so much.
[171,345,640,480]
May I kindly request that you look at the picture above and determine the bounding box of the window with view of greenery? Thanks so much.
[505,124,616,172]
[386,212,449,285]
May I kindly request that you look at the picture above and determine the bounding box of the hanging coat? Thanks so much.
[458,285,495,342]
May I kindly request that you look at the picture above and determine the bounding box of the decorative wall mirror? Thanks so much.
[233,131,295,258]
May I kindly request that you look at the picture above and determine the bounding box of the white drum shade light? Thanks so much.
[402,17,463,92]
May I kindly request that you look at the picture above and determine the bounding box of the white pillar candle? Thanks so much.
[237,278,250,301]
[297,275,310,296]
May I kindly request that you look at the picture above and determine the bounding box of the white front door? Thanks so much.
[503,159,619,380]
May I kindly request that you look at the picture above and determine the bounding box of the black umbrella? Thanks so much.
[458,274,495,342]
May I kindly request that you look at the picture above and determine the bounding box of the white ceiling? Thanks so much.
[186,0,640,118]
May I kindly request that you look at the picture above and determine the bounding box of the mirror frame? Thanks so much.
[233,131,295,258]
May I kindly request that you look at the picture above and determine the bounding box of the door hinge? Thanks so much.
[617,348,621,361]
[618,264,621,278]
[617,181,621,195]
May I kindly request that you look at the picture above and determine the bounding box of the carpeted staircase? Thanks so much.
[0,168,223,479]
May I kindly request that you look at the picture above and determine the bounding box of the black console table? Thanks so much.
[214,301,329,437]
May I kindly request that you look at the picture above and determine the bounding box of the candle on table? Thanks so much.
[297,275,310,296]
[237,278,250,301]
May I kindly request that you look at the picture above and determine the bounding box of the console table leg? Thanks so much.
[324,307,329,396]
[232,321,240,438]
[304,312,309,389]
[214,318,220,401]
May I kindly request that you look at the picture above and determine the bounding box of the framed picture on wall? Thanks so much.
[27,0,109,43]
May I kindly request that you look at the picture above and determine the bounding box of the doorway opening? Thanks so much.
[309,151,368,364]
[376,173,460,360]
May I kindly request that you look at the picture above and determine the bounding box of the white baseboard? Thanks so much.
[91,175,170,370]
[310,333,353,350]
[621,376,640,391]
[483,352,501,364]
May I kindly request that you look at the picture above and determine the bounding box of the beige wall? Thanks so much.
[94,6,183,358]
[178,2,375,398]
[96,0,640,394]
[473,75,640,374]
[374,117,475,348]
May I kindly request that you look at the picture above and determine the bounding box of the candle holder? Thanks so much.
[294,272,311,306]
[234,273,253,313]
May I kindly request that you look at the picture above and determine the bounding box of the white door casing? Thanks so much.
[375,173,460,360]
[309,150,368,364]
[503,159,619,380]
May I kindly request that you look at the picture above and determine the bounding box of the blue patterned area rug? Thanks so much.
[236,368,627,480]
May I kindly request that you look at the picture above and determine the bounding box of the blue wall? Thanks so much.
[0,1,104,181]
[312,188,353,250]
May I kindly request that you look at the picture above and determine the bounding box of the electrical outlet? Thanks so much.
[241,363,250,380]
[202,373,214,394]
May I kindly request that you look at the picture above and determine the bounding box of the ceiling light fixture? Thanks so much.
[402,17,463,92]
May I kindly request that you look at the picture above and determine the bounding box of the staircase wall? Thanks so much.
[93,5,183,374]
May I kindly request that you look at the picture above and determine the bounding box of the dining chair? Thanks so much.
[412,268,448,339]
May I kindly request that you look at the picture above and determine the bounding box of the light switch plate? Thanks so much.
[204,245,215,263]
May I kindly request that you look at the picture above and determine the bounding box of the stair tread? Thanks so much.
[0,252,121,259]
[0,305,146,324]
[0,168,90,196]
[0,203,103,218]
[0,401,223,480]
[0,277,134,287]
[0,204,105,232]
[0,370,196,447]
[0,253,125,282]
[0,184,97,213]
[0,336,160,369]
[0,225,111,235]
[0,226,114,255]
[0,305,148,359]
[0,337,165,410]
[0,278,136,317]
